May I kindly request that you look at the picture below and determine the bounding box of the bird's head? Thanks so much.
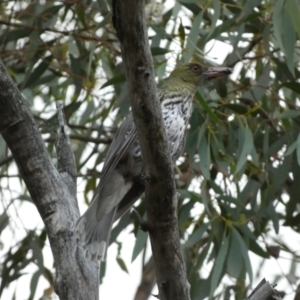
[166,63,232,92]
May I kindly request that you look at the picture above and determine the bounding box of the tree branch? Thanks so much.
[247,279,282,300]
[0,60,99,300]
[45,134,112,145]
[134,257,156,300]
[112,1,190,300]
[55,102,77,199]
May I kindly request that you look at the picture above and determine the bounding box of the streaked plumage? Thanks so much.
[76,63,231,260]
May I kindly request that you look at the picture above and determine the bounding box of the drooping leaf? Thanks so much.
[116,257,129,274]
[286,0,300,38]
[210,235,229,297]
[131,230,148,262]
[199,133,211,180]
[227,231,243,278]
[232,228,253,284]
[100,73,126,89]
[184,222,209,248]
[235,126,254,174]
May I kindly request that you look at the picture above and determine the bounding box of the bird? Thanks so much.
[76,62,232,260]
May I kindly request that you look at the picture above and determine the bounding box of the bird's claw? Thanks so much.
[141,174,151,182]
[131,209,151,232]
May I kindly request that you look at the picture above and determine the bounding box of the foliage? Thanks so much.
[1,0,300,299]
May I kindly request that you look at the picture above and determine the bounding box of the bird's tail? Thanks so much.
[76,199,116,261]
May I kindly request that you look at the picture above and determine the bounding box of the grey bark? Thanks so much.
[112,1,191,300]
[0,60,99,299]
[247,279,282,300]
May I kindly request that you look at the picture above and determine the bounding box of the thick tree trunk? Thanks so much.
[112,1,191,300]
[0,60,99,300]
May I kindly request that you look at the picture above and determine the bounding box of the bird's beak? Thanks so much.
[203,67,232,80]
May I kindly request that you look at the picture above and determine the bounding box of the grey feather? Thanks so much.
[76,114,141,260]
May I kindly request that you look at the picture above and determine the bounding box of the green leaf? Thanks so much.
[80,100,95,125]
[285,141,297,156]
[287,160,300,220]
[116,257,129,273]
[196,92,219,122]
[184,10,203,63]
[178,19,185,49]
[249,239,269,258]
[286,0,300,38]
[217,196,244,209]
[28,270,42,300]
[282,82,300,94]
[235,127,253,174]
[0,213,9,235]
[240,63,270,101]
[224,103,248,115]
[267,202,279,234]
[30,73,57,88]
[239,179,261,205]
[199,134,211,180]
[131,230,147,262]
[199,19,235,48]
[151,47,170,56]
[201,182,212,216]
[210,235,229,297]
[274,109,300,119]
[205,0,220,41]
[210,135,228,174]
[99,261,106,284]
[283,8,295,76]
[227,231,243,279]
[23,55,53,88]
[183,223,209,248]
[76,4,87,28]
[100,73,126,89]
[273,0,284,52]
[296,133,300,166]
[232,228,253,284]
[179,1,201,15]
[242,0,262,19]
[179,200,194,226]
[87,43,97,78]
[0,28,33,44]
[39,5,63,28]
[69,54,83,96]
[150,25,172,39]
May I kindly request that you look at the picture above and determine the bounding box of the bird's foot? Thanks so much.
[132,208,151,232]
[141,173,151,182]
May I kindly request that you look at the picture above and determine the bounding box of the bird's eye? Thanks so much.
[191,65,200,73]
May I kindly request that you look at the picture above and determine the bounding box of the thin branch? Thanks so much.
[0,19,96,35]
[112,1,190,300]
[55,102,77,197]
[45,134,112,145]
[0,59,98,299]
[67,123,117,133]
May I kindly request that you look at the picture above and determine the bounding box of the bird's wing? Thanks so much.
[98,113,137,189]
[98,90,164,190]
